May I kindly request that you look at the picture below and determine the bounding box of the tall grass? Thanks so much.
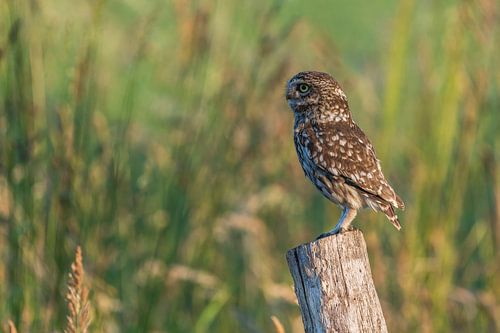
[1,0,498,332]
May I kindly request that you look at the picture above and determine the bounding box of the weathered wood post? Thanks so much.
[286,229,387,333]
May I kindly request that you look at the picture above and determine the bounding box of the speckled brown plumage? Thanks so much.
[286,71,404,237]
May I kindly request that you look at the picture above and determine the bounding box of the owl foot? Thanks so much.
[315,229,340,240]
[315,225,358,240]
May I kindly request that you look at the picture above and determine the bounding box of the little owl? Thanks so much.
[286,71,404,238]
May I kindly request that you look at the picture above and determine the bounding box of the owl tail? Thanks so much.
[381,204,401,230]
[394,193,405,210]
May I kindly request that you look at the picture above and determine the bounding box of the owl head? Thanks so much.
[286,71,348,116]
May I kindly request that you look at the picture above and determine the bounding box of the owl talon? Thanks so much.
[315,225,358,240]
[315,230,338,240]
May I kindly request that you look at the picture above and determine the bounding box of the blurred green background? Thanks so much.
[1,0,499,332]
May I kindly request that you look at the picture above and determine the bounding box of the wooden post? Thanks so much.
[286,229,387,333]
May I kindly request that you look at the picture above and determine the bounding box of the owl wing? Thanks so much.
[311,121,404,210]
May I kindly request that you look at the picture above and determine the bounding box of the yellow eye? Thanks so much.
[298,83,310,94]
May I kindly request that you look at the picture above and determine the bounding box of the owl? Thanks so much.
[286,71,404,238]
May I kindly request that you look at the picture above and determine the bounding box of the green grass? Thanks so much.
[1,0,499,332]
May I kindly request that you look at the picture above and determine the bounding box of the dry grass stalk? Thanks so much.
[270,315,286,333]
[7,320,18,333]
[64,246,91,333]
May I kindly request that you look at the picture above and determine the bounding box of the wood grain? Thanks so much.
[286,230,387,333]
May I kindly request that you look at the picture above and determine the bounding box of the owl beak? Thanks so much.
[285,83,296,100]
[286,84,299,110]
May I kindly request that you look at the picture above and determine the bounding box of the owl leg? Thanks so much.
[340,208,358,231]
[316,207,355,239]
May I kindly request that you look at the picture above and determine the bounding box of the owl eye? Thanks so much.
[298,83,310,94]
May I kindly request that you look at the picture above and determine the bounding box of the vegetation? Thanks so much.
[1,0,498,332]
